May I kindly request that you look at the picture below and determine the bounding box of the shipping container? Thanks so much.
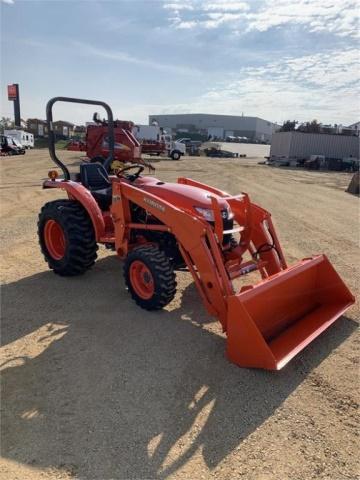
[270,131,360,160]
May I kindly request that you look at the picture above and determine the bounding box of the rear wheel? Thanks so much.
[124,245,176,310]
[38,200,98,276]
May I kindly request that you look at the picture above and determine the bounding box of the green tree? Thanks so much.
[279,120,297,132]
[298,119,321,133]
[0,117,14,133]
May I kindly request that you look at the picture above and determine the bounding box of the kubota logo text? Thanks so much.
[143,197,165,212]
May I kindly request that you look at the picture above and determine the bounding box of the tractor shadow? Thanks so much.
[1,256,357,479]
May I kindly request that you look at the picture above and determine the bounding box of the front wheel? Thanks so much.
[171,150,181,160]
[38,200,98,276]
[124,245,176,310]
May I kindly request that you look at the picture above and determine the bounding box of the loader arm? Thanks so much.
[111,180,233,328]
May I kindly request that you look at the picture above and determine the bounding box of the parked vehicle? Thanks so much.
[11,137,26,154]
[200,143,238,158]
[161,133,186,160]
[4,129,34,149]
[133,125,185,160]
[0,134,26,155]
[226,136,249,143]
[205,148,238,158]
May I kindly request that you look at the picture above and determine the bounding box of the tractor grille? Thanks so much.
[222,218,234,245]
[209,217,234,246]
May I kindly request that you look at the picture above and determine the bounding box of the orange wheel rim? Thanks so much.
[44,220,66,260]
[129,260,154,299]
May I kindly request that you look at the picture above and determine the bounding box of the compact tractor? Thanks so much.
[38,97,354,370]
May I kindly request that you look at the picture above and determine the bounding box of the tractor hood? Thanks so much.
[135,177,230,216]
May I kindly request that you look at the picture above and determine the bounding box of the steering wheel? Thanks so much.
[116,164,144,181]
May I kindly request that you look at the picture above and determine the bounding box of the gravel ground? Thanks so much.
[1,149,359,480]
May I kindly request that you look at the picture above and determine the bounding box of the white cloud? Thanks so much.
[164,0,249,11]
[177,20,198,29]
[203,1,249,12]
[1,0,15,4]
[163,2,194,10]
[203,12,245,28]
[245,0,359,38]
[163,0,359,37]
[164,0,249,29]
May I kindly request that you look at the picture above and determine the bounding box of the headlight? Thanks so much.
[194,206,234,222]
[224,206,234,220]
[194,207,215,221]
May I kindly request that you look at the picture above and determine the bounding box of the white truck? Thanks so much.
[4,130,34,149]
[132,125,185,160]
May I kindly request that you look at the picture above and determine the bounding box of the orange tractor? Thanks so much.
[39,97,354,370]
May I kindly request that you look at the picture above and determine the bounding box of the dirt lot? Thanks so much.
[1,149,359,480]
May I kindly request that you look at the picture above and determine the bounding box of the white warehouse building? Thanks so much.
[148,113,279,143]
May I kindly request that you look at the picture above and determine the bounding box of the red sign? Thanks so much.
[8,84,18,100]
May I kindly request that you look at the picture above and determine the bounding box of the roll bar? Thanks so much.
[46,96,114,180]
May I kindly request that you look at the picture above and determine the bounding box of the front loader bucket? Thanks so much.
[226,255,355,370]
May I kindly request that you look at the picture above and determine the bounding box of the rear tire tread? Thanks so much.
[38,200,98,276]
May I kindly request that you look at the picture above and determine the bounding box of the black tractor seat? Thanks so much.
[80,163,112,210]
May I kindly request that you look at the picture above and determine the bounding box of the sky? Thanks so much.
[0,0,359,126]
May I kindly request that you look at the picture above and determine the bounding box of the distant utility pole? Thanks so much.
[7,84,21,127]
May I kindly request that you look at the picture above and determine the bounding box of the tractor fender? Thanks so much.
[43,179,105,240]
